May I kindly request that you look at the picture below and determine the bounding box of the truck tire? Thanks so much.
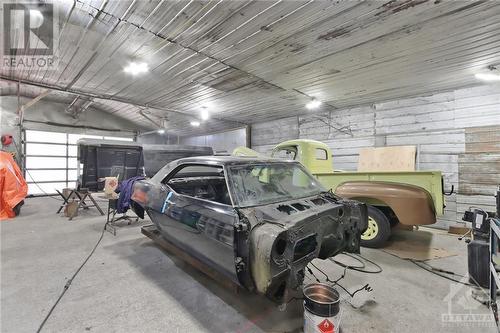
[360,206,391,248]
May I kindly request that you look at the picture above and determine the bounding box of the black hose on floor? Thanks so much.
[329,252,383,274]
[36,221,108,332]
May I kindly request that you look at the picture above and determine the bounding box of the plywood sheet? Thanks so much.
[357,146,416,171]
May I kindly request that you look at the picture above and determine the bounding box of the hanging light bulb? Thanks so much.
[201,108,209,120]
[306,98,322,110]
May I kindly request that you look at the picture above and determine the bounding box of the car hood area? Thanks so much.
[238,192,367,302]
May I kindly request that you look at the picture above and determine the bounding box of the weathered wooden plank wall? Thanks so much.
[458,125,500,215]
[251,85,500,229]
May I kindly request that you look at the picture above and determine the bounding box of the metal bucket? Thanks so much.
[303,283,342,333]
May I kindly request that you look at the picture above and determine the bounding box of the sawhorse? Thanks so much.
[56,188,104,220]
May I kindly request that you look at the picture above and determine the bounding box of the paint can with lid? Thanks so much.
[303,283,342,333]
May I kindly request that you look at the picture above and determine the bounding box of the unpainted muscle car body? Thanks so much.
[131,156,367,302]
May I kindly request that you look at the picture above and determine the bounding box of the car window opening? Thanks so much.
[165,165,232,205]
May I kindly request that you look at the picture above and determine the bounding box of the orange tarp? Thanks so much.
[0,151,28,220]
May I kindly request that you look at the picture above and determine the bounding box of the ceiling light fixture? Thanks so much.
[200,108,209,120]
[123,62,149,75]
[475,72,500,82]
[306,98,322,110]
[190,121,200,127]
[157,129,165,134]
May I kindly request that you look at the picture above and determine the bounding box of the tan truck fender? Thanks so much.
[335,181,436,226]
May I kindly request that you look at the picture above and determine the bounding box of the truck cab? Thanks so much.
[273,139,336,174]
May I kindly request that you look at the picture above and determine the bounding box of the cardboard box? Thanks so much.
[104,177,118,195]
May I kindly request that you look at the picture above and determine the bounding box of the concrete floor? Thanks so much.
[1,197,495,333]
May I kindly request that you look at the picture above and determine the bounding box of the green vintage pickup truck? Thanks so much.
[234,139,447,248]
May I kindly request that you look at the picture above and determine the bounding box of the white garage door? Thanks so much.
[24,130,133,195]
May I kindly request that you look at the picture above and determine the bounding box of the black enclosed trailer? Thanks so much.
[77,139,214,191]
[77,139,144,191]
[142,144,213,176]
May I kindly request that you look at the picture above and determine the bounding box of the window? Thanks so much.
[68,134,101,144]
[104,136,134,142]
[272,146,297,160]
[315,148,328,160]
[24,130,133,195]
[165,165,231,205]
[168,165,224,179]
[227,162,325,207]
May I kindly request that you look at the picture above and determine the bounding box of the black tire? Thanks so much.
[360,206,391,248]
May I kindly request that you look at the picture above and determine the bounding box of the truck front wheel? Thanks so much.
[361,206,391,248]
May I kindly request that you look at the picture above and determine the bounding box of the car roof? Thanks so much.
[150,154,303,183]
[173,155,296,166]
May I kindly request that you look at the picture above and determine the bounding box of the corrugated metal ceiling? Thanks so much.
[1,0,499,136]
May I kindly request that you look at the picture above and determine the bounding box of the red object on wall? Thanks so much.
[1,135,13,146]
